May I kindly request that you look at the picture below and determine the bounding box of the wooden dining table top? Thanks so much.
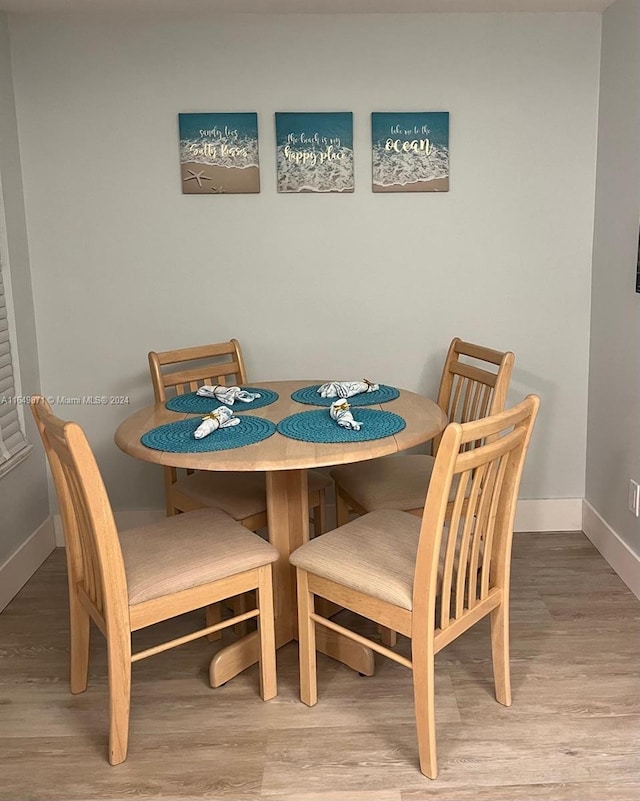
[114,379,448,472]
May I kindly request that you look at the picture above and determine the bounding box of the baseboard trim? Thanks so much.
[514,498,582,532]
[0,517,56,612]
[582,501,640,599]
[324,498,582,533]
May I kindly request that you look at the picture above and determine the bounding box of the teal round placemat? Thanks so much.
[141,415,276,453]
[165,387,278,414]
[291,384,400,407]
[277,408,406,443]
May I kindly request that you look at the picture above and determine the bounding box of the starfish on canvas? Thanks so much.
[183,169,213,188]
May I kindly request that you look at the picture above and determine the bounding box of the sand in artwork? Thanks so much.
[373,177,449,193]
[181,162,260,194]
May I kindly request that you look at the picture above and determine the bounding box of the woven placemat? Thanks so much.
[291,384,400,407]
[277,408,406,444]
[141,415,276,453]
[165,387,278,414]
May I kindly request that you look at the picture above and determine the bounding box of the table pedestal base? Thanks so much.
[209,468,375,689]
[209,628,375,688]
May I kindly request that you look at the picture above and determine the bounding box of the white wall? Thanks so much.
[587,0,640,555]
[0,12,51,584]
[9,12,600,512]
[0,13,49,559]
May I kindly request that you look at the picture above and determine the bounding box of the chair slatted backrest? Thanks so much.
[432,338,515,455]
[413,395,539,642]
[31,397,129,633]
[148,339,248,402]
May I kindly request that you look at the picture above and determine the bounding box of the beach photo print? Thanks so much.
[178,112,260,194]
[372,112,449,193]
[275,112,354,193]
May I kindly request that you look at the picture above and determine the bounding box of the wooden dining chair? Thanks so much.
[30,396,278,765]
[331,338,515,526]
[291,394,540,779]
[148,338,328,535]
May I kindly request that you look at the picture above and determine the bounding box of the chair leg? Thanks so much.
[312,490,327,537]
[257,566,277,701]
[69,590,91,693]
[490,599,512,707]
[205,603,223,642]
[163,468,178,517]
[411,635,438,779]
[106,628,132,766]
[335,488,352,528]
[232,593,254,637]
[379,627,398,648]
[296,568,318,707]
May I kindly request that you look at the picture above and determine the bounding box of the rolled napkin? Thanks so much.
[196,384,261,404]
[194,405,241,439]
[330,399,363,431]
[318,379,380,399]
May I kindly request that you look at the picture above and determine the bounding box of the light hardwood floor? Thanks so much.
[1,531,639,801]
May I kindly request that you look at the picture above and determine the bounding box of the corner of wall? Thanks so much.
[582,500,640,599]
[0,515,56,612]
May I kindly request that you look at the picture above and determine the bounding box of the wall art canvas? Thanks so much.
[372,112,449,193]
[178,112,260,194]
[275,112,354,193]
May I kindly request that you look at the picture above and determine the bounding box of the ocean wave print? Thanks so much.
[372,143,449,187]
[277,145,354,193]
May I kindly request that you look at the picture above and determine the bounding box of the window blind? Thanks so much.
[0,263,28,466]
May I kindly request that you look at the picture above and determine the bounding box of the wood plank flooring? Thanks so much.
[1,531,638,800]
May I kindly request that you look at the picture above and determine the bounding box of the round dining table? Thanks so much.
[114,379,447,687]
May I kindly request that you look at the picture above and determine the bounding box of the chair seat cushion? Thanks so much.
[120,508,279,605]
[290,509,421,610]
[174,469,330,521]
[173,471,267,519]
[330,455,437,512]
